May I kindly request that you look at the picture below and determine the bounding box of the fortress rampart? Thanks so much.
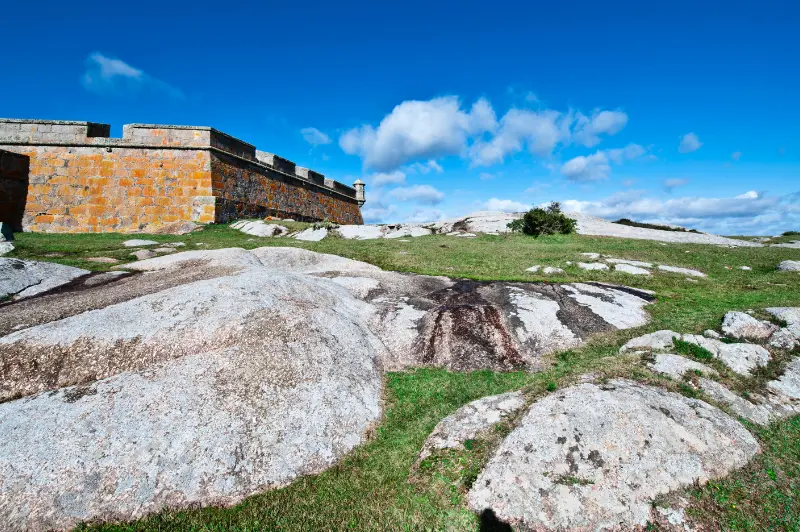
[0,119,364,233]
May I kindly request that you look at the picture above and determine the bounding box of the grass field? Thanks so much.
[6,224,800,531]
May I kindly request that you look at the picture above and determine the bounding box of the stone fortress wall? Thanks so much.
[0,119,365,233]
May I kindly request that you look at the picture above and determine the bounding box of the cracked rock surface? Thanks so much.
[417,391,525,462]
[467,379,760,531]
[0,266,385,531]
[0,258,89,300]
[0,248,655,529]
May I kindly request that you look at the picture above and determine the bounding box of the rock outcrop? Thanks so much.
[467,380,759,531]
[0,262,385,530]
[777,260,800,271]
[417,391,525,462]
[0,258,89,300]
[0,248,656,528]
[721,311,779,340]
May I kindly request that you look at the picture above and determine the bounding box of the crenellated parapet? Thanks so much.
[0,118,365,233]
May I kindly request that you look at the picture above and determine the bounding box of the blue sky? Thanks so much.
[2,0,798,234]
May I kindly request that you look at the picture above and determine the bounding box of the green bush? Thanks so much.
[613,218,701,234]
[507,203,577,237]
[782,230,800,236]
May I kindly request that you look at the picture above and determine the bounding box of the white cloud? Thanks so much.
[736,190,759,199]
[573,110,629,147]
[370,171,406,186]
[560,143,648,182]
[678,132,702,153]
[81,52,183,98]
[622,179,637,187]
[561,189,800,234]
[524,181,551,194]
[561,151,611,182]
[469,109,571,166]
[340,96,496,171]
[479,172,499,180]
[342,96,635,171]
[607,143,646,164]
[732,151,742,161]
[664,178,689,191]
[405,208,446,223]
[407,160,444,174]
[361,203,396,223]
[300,127,332,146]
[388,184,445,204]
[484,198,530,212]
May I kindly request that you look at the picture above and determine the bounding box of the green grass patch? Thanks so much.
[5,223,800,531]
[687,417,800,530]
[674,338,715,361]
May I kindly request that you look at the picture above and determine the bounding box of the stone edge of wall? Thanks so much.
[0,119,358,201]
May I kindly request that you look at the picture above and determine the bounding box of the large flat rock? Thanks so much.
[0,258,89,300]
[0,270,384,530]
[417,391,525,462]
[0,248,656,528]
[467,379,759,531]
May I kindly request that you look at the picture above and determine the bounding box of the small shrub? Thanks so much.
[546,381,558,392]
[313,219,339,230]
[613,218,701,234]
[674,339,714,361]
[782,230,800,237]
[507,203,577,237]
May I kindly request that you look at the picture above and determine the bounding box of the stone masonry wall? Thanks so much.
[0,119,363,232]
[0,149,30,232]
[211,152,364,224]
[0,145,214,233]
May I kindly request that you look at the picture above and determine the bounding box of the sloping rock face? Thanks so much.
[777,260,800,271]
[0,269,385,531]
[230,220,287,237]
[0,248,655,528]
[246,248,654,372]
[467,380,760,531]
[649,353,718,379]
[417,391,525,462]
[722,311,778,340]
[0,258,89,300]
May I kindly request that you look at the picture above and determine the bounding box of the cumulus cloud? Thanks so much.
[369,171,406,186]
[664,178,689,192]
[607,143,647,164]
[407,160,444,174]
[731,151,742,161]
[300,127,332,146]
[573,110,629,147]
[484,198,530,212]
[341,96,633,171]
[405,208,446,223]
[81,52,183,98]
[560,151,612,182]
[561,189,800,234]
[524,181,551,194]
[560,143,648,182]
[469,109,572,166]
[678,133,702,153]
[388,184,445,204]
[361,203,396,223]
[340,96,496,171]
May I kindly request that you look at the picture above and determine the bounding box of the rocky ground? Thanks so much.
[0,218,798,531]
[231,211,765,248]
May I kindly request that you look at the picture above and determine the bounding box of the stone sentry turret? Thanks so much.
[352,179,366,206]
[0,118,365,233]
